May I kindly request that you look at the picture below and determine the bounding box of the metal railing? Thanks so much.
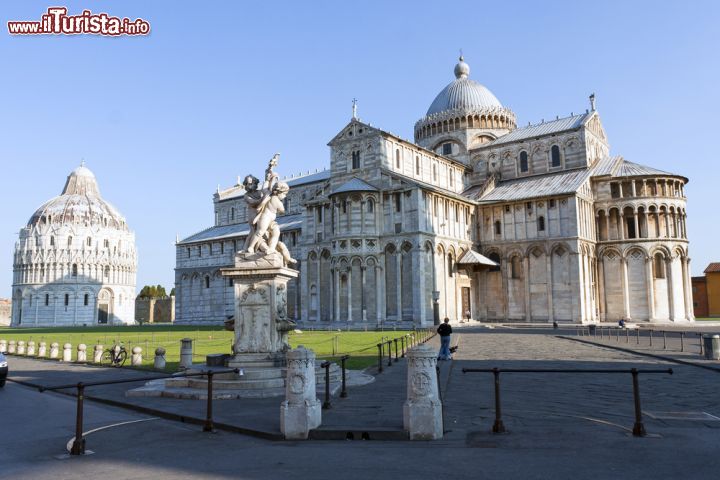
[578,326,709,355]
[38,368,237,455]
[375,329,436,373]
[462,367,673,437]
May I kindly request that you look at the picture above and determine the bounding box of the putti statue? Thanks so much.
[241,154,296,267]
[222,154,299,360]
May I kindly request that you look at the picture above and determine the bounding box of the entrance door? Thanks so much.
[98,304,108,324]
[461,287,471,320]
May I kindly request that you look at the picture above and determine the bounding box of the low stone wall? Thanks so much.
[135,296,175,323]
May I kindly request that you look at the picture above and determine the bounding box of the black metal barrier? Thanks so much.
[321,361,332,409]
[39,368,238,455]
[375,329,436,374]
[578,326,707,356]
[461,367,673,437]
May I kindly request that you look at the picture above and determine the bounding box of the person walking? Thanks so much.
[437,317,453,360]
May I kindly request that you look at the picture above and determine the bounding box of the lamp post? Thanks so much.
[432,290,440,326]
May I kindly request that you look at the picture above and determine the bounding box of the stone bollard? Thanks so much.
[93,345,104,364]
[154,347,166,370]
[38,342,47,358]
[403,344,443,440]
[77,344,87,363]
[8,340,16,354]
[280,346,322,440]
[17,340,26,355]
[27,341,36,356]
[131,346,143,366]
[179,338,193,370]
[0,339,6,353]
[50,342,59,359]
[62,343,72,362]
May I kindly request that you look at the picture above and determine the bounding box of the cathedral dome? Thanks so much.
[28,164,128,230]
[426,56,504,116]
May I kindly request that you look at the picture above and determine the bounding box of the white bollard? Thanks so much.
[94,345,104,364]
[27,341,36,356]
[131,346,143,366]
[0,339,6,353]
[38,342,47,358]
[154,347,166,370]
[8,340,16,354]
[77,344,87,363]
[280,346,322,440]
[17,340,26,355]
[179,338,193,370]
[62,343,72,362]
[49,342,59,359]
[403,344,443,440]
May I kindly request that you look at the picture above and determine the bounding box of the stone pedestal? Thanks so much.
[38,342,47,358]
[77,344,87,362]
[27,341,36,356]
[62,343,72,362]
[154,347,166,369]
[17,341,26,355]
[49,342,59,359]
[93,345,103,363]
[403,344,443,440]
[280,346,321,439]
[179,338,193,370]
[221,251,298,367]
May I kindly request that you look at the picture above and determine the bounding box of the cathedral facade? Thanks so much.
[11,165,137,326]
[175,57,692,326]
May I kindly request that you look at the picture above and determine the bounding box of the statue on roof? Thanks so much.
[241,154,297,267]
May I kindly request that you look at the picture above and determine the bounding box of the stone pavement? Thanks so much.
[5,328,720,479]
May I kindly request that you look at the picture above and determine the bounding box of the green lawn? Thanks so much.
[0,325,423,371]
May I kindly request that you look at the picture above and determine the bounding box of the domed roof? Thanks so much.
[426,56,503,116]
[28,164,128,230]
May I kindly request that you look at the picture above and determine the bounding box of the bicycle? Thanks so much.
[101,344,127,367]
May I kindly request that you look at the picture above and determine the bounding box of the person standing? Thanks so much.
[437,317,453,360]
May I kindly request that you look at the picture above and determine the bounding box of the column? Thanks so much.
[666,258,675,321]
[334,268,340,322]
[316,259,322,321]
[396,254,402,321]
[524,256,531,322]
[684,258,694,320]
[605,214,610,241]
[361,266,366,322]
[346,267,352,322]
[633,212,639,239]
[645,257,656,321]
[619,214,625,240]
[621,258,631,319]
[376,265,383,325]
[546,253,554,323]
[597,257,606,320]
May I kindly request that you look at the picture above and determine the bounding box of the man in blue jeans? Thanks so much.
[437,317,453,360]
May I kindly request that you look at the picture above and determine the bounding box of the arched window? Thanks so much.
[187,248,191,258]
[488,252,501,272]
[511,256,522,279]
[447,254,454,277]
[205,276,210,289]
[84,293,89,306]
[352,151,361,170]
[519,151,529,173]
[551,145,561,167]
[50,236,55,247]
[104,266,110,278]
[494,220,502,236]
[64,294,69,306]
[395,149,401,168]
[230,208,235,221]
[653,254,666,278]
[367,199,374,213]
[45,293,49,306]
[538,216,545,231]
[72,264,78,277]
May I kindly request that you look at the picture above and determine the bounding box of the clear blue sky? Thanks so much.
[1,0,718,298]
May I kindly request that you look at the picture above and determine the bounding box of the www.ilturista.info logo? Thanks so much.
[8,7,150,36]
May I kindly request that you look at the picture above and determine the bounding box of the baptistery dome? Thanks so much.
[11,164,137,327]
